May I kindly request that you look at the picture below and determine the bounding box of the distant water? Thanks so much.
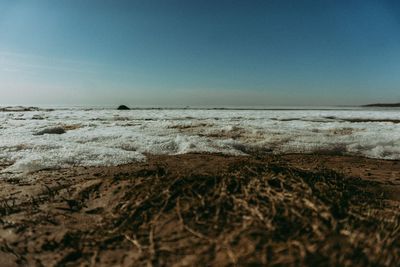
[1,107,399,174]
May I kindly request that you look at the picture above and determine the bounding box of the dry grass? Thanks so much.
[108,163,399,266]
[1,154,399,266]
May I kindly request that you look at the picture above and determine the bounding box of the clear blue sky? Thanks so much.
[1,0,399,107]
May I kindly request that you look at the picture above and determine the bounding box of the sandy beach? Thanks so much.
[1,153,399,266]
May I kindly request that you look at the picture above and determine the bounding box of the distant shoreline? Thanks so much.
[362,103,400,107]
[2,104,400,111]
[0,105,364,111]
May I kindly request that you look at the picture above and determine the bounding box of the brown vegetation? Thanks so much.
[0,154,399,266]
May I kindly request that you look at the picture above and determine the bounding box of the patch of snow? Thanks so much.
[0,108,399,174]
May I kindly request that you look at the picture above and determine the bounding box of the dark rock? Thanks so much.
[117,105,130,110]
[34,127,66,135]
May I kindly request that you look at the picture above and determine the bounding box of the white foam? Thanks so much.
[1,108,399,174]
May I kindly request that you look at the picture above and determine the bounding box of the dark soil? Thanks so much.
[0,154,399,267]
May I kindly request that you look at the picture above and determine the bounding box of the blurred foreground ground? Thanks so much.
[1,153,399,266]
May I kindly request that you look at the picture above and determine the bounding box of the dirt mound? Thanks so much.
[0,154,399,266]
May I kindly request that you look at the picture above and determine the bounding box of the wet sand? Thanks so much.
[0,153,399,266]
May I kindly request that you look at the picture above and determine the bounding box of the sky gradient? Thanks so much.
[1,0,400,107]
